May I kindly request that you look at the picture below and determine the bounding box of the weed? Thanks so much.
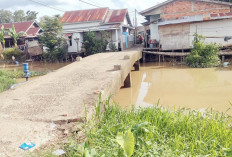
[62,100,232,157]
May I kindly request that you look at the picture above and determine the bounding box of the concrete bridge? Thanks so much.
[0,47,142,156]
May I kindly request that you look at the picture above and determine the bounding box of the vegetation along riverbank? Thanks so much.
[0,70,46,92]
[33,97,232,157]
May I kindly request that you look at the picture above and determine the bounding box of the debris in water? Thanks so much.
[223,62,230,67]
[19,142,36,150]
[52,149,66,156]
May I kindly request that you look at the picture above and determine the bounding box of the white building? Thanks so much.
[60,7,134,53]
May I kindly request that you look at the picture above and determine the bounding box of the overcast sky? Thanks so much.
[0,0,165,25]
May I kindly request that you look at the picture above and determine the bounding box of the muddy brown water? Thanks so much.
[114,62,232,116]
[0,62,71,83]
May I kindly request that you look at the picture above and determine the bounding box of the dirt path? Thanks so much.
[0,48,142,156]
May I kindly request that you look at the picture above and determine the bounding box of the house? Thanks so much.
[60,7,134,53]
[140,0,232,51]
[0,21,43,48]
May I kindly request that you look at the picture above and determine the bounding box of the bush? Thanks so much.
[109,42,117,52]
[185,34,221,68]
[2,48,24,61]
[84,31,109,56]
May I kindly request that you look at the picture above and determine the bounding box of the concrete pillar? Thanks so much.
[133,60,140,71]
[115,29,118,49]
[143,53,146,63]
[124,73,131,88]
[222,56,225,63]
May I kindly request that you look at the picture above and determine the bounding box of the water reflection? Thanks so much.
[114,62,232,116]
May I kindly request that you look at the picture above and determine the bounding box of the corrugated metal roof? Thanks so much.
[60,8,108,23]
[104,9,127,23]
[60,8,128,24]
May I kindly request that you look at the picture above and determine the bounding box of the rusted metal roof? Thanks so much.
[104,9,128,23]
[60,8,108,23]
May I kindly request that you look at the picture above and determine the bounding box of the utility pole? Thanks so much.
[135,9,137,44]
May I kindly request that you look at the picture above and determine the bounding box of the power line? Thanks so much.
[79,0,102,8]
[27,0,66,12]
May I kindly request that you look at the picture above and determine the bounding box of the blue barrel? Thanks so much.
[23,63,29,71]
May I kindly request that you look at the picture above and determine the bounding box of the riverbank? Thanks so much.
[33,98,232,157]
[0,70,46,93]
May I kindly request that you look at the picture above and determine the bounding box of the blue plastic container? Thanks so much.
[23,63,29,71]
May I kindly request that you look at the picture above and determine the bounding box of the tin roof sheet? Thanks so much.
[104,9,127,23]
[60,8,108,23]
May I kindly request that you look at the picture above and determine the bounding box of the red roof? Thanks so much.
[104,9,128,23]
[60,8,108,23]
[0,21,34,33]
[27,27,40,36]
[0,21,42,38]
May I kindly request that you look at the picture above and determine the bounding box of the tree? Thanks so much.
[0,9,13,24]
[13,10,26,22]
[0,25,8,49]
[40,15,67,62]
[7,25,25,47]
[26,10,38,21]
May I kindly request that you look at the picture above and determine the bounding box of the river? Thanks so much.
[114,62,232,116]
[0,62,71,83]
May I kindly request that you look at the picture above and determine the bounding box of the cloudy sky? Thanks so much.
[0,0,165,25]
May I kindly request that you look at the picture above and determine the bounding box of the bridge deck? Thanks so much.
[0,48,142,156]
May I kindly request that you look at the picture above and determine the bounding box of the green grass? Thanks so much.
[0,70,46,93]
[39,98,232,157]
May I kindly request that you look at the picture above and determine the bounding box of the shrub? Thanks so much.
[109,42,117,52]
[83,31,109,56]
[185,33,221,68]
[2,48,24,61]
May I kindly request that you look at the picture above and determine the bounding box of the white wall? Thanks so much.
[150,24,159,41]
[124,17,128,26]
[190,19,232,47]
[159,23,190,50]
[67,32,83,53]
[63,22,101,32]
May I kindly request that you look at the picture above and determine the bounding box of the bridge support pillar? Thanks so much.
[124,72,131,88]
[143,53,146,63]
[133,60,140,71]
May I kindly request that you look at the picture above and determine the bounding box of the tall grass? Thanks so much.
[61,99,232,157]
[0,70,46,93]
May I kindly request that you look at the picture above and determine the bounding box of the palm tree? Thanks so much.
[0,25,7,50]
[8,25,25,47]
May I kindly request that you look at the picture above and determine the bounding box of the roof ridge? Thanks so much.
[0,20,34,25]
[65,7,109,13]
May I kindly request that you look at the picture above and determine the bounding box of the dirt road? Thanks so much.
[0,48,142,156]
